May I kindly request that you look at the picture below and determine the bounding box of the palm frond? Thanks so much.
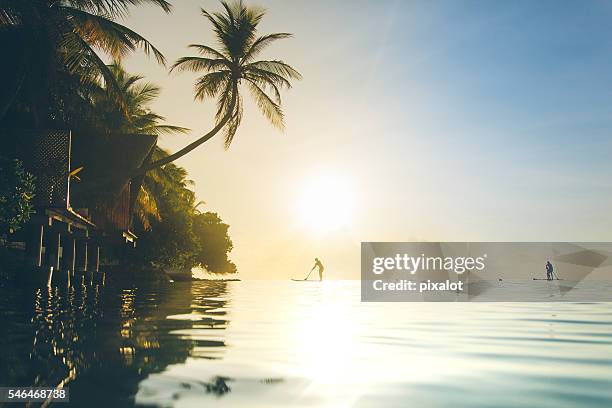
[244,67,293,89]
[65,0,172,20]
[201,1,264,60]
[200,8,231,52]
[131,82,161,105]
[215,79,235,120]
[62,5,166,64]
[194,71,231,101]
[170,56,230,73]
[135,183,161,230]
[223,92,243,149]
[93,62,190,137]
[242,33,292,62]
[245,60,301,80]
[246,79,284,129]
[122,73,144,90]
[188,43,229,59]
[145,125,188,136]
[246,74,282,103]
[62,30,128,110]
[193,200,206,214]
[142,124,190,135]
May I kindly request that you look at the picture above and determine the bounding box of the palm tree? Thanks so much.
[95,62,189,136]
[139,0,301,173]
[0,0,171,123]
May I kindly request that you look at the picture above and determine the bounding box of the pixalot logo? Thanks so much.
[371,253,488,275]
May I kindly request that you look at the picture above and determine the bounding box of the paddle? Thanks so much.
[303,268,314,281]
[291,269,313,281]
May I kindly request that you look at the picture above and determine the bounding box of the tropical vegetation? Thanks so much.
[0,156,35,235]
[0,0,171,127]
[118,149,237,275]
[0,0,298,278]
[86,61,237,274]
[91,62,189,229]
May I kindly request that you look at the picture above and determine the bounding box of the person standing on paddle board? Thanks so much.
[545,261,554,281]
[311,258,324,281]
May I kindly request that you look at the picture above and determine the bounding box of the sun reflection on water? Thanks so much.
[3,280,612,407]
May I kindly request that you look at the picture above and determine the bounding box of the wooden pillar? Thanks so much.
[75,240,88,272]
[95,246,100,273]
[63,236,76,287]
[88,244,100,273]
[63,237,75,273]
[44,230,61,286]
[44,231,61,270]
[25,224,44,267]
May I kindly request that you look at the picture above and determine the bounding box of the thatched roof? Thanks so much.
[70,132,157,206]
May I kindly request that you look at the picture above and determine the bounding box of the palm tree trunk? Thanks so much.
[133,84,238,177]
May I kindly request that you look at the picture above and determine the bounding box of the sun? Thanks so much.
[294,172,356,233]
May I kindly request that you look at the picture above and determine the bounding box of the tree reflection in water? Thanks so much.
[0,280,230,407]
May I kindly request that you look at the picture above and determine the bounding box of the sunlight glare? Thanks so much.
[294,173,356,233]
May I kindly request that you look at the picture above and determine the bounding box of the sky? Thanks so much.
[121,0,612,279]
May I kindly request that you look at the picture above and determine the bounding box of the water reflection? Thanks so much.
[0,280,230,407]
[1,280,612,407]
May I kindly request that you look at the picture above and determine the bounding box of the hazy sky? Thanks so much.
[121,0,612,279]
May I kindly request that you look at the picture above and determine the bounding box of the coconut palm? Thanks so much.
[139,0,301,173]
[0,0,171,123]
[95,62,189,136]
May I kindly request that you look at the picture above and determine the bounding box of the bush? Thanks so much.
[0,156,35,234]
[192,212,237,274]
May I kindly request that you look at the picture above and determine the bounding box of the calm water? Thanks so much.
[1,280,611,407]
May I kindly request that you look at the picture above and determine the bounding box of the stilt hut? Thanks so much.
[1,128,156,285]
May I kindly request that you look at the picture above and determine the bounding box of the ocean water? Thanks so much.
[1,280,611,407]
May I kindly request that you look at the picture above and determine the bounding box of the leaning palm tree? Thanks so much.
[139,0,301,173]
[0,0,171,122]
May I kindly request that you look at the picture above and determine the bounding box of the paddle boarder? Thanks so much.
[545,261,554,281]
[311,258,324,281]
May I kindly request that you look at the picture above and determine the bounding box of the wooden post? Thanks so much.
[63,237,75,273]
[75,239,88,272]
[87,243,100,273]
[95,246,100,273]
[25,224,44,267]
[44,230,60,270]
[44,230,61,285]
[63,236,76,286]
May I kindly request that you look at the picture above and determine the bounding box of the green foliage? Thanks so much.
[0,1,266,276]
[123,149,236,274]
[132,153,198,270]
[0,156,35,234]
[93,62,190,137]
[0,0,170,126]
[192,212,237,274]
